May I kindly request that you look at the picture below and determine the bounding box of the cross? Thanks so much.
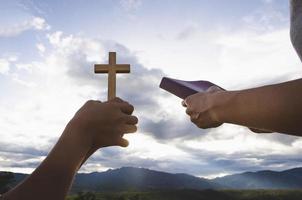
[94,52,130,100]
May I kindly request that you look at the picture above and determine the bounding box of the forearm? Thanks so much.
[3,121,91,200]
[214,79,302,135]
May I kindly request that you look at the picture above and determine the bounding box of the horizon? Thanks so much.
[1,164,302,180]
[1,0,302,179]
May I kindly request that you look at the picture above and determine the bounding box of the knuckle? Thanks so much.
[186,108,192,115]
[190,117,197,123]
[196,123,203,128]
[129,105,134,112]
[114,97,121,101]
[116,126,124,134]
[184,97,191,105]
[86,100,95,105]
[117,116,126,123]
[197,123,204,128]
[133,116,139,124]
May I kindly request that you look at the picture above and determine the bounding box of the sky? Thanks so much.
[0,0,302,179]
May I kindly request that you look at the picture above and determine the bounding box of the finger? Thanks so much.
[190,113,199,120]
[249,127,273,134]
[117,124,137,135]
[121,124,137,133]
[123,115,138,125]
[186,108,194,115]
[206,86,222,93]
[110,97,124,103]
[120,103,134,115]
[184,94,196,106]
[181,100,187,107]
[183,98,190,107]
[118,138,129,147]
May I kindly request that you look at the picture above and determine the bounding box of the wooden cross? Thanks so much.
[94,52,130,100]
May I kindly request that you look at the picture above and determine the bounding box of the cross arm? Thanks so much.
[94,64,130,73]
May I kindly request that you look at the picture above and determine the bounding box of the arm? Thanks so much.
[183,79,302,136]
[2,98,138,200]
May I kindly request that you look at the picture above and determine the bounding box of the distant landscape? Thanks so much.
[66,190,302,200]
[1,167,302,199]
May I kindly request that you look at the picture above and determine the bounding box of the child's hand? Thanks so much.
[69,97,138,149]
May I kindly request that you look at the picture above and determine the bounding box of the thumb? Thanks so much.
[118,138,129,147]
[182,100,187,107]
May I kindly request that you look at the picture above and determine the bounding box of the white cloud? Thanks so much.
[0,59,10,74]
[120,0,142,11]
[0,17,50,37]
[30,17,49,30]
[36,43,46,54]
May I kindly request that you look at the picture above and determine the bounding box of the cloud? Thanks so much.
[0,141,48,157]
[0,59,10,74]
[1,0,302,178]
[43,31,214,142]
[36,43,46,54]
[120,0,142,11]
[0,140,49,172]
[176,24,198,40]
[2,28,302,178]
[0,56,18,75]
[141,116,208,140]
[241,1,288,32]
[0,16,50,37]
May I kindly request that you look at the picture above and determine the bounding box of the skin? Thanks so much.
[183,78,302,136]
[2,97,138,200]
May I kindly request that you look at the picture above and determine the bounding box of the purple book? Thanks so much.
[159,77,223,99]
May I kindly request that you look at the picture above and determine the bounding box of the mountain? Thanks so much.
[213,167,302,189]
[1,167,302,193]
[72,167,220,192]
[0,172,27,193]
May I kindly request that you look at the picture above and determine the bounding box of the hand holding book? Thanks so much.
[160,77,271,133]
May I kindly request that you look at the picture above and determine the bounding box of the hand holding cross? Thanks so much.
[94,52,130,100]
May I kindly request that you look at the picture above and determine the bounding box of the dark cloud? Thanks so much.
[4,159,41,169]
[179,145,302,177]
[140,116,209,140]
[0,141,48,157]
[81,147,162,171]
[0,142,48,169]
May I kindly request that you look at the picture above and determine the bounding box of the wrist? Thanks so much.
[65,118,93,148]
[210,90,238,123]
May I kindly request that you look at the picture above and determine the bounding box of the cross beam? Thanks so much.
[94,52,130,100]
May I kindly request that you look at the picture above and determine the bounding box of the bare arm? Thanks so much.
[2,124,90,200]
[2,98,138,200]
[183,79,302,136]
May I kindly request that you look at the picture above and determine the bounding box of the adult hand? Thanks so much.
[183,87,272,133]
[182,86,223,129]
[69,97,138,149]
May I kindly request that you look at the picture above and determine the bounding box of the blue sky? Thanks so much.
[0,0,302,178]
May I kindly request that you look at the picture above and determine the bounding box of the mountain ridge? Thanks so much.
[1,166,302,193]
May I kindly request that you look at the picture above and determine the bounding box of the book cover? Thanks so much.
[159,77,222,99]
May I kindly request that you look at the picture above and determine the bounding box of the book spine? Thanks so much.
[160,78,197,99]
